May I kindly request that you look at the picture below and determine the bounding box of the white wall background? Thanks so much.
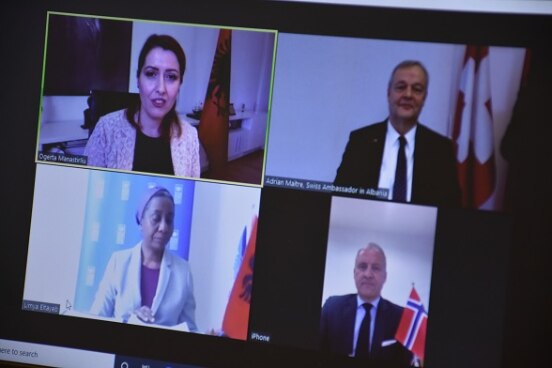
[265,33,525,210]
[322,197,437,310]
[186,182,260,333]
[23,165,89,306]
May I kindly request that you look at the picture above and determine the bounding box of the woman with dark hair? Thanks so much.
[85,34,200,177]
[90,186,197,330]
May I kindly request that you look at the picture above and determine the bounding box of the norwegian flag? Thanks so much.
[452,45,497,209]
[395,287,428,361]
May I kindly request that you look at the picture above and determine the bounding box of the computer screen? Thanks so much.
[1,1,550,367]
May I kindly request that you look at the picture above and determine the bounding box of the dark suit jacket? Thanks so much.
[334,121,461,207]
[320,294,413,367]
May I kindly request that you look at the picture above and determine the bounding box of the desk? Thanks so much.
[39,120,89,148]
[179,111,266,161]
[179,111,254,127]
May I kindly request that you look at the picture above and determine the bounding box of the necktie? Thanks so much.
[392,135,407,201]
[355,303,373,358]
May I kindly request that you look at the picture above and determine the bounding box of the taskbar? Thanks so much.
[0,338,205,368]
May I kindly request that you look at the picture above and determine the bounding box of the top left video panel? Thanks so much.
[36,12,277,187]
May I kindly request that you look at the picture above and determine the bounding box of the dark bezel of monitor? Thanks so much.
[1,1,550,368]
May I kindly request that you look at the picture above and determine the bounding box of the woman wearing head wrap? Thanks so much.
[90,186,197,330]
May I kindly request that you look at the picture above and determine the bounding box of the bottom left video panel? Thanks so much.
[23,164,260,341]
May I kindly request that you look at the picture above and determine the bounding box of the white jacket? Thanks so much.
[90,242,197,330]
[84,109,200,178]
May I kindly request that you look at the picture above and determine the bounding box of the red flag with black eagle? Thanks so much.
[198,29,231,177]
[222,215,258,340]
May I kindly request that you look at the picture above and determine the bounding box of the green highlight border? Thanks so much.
[35,10,279,189]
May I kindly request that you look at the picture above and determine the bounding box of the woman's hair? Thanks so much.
[126,34,187,140]
[135,186,175,225]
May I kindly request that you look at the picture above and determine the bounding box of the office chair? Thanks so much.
[82,90,140,136]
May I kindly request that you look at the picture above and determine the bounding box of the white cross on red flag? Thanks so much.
[452,45,496,209]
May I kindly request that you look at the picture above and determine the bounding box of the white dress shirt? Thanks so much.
[352,295,381,355]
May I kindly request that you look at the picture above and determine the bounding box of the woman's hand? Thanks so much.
[134,306,155,323]
[206,328,227,337]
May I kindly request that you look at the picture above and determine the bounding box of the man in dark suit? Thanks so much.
[320,243,413,367]
[335,60,461,208]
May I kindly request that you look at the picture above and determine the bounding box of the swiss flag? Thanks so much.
[395,287,428,362]
[452,45,496,209]
[222,215,258,340]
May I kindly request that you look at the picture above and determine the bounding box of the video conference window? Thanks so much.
[12,5,540,368]
[36,13,276,186]
[23,164,260,340]
[321,197,435,365]
[264,33,526,212]
[245,186,435,365]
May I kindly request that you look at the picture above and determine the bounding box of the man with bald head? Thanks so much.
[335,60,461,208]
[320,243,413,366]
